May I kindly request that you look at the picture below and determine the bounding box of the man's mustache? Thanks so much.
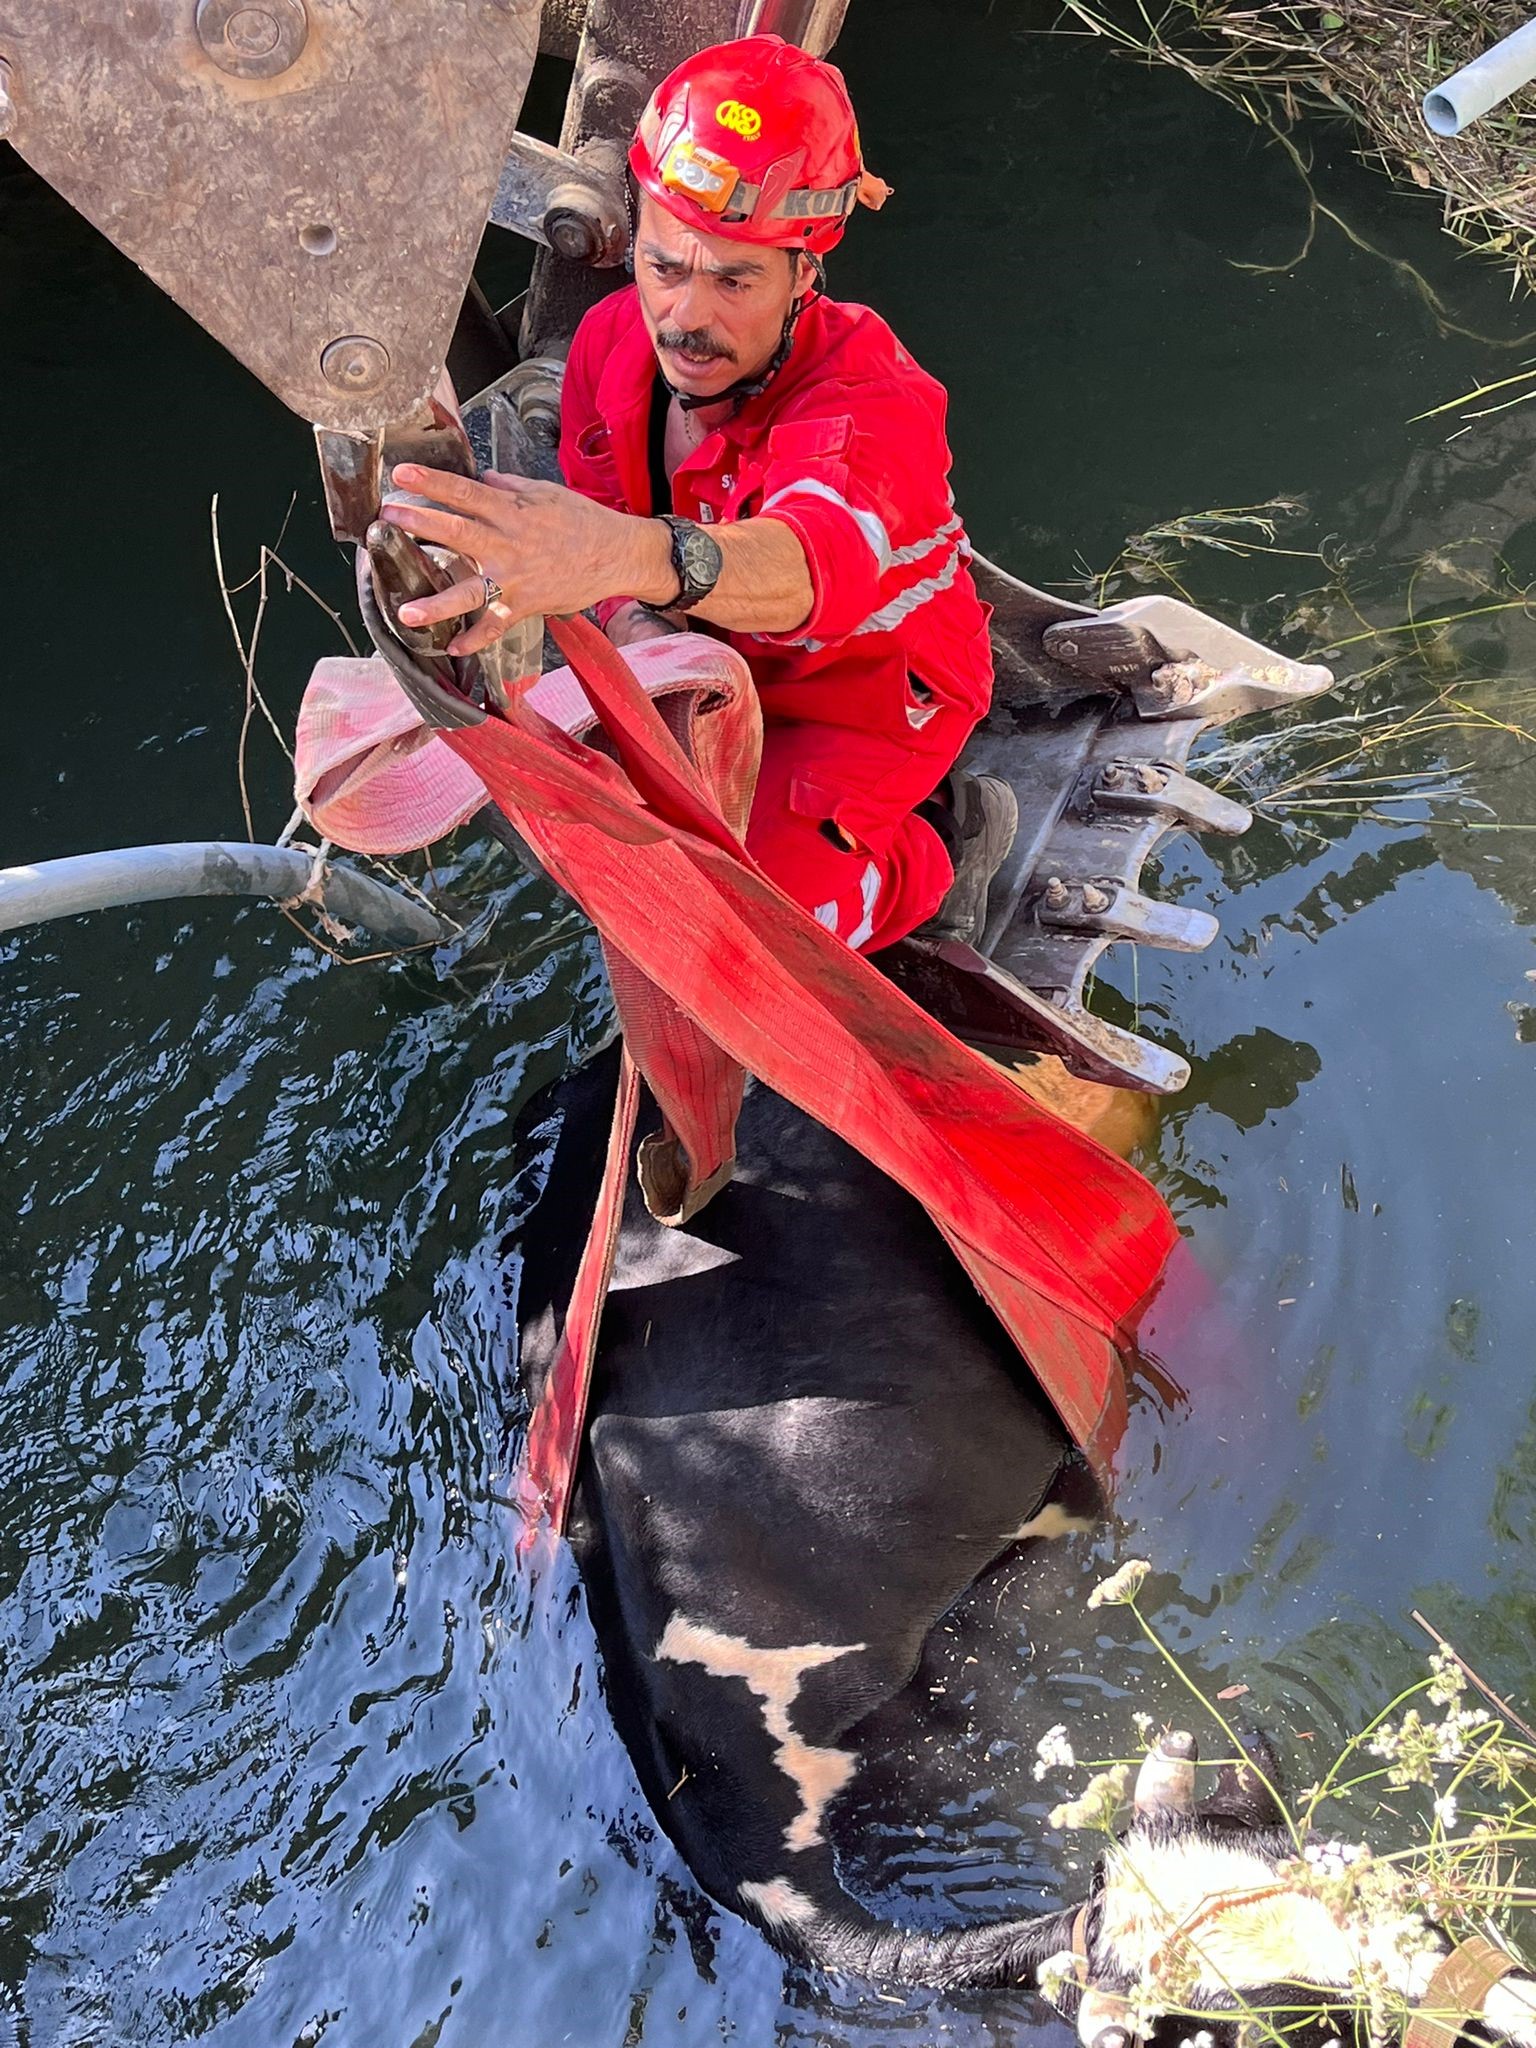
[657,326,736,364]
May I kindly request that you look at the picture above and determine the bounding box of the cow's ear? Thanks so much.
[1199,1728,1288,1832]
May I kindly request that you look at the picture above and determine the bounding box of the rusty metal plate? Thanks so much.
[0,0,540,430]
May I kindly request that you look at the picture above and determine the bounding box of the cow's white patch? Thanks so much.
[740,1877,820,1931]
[609,1226,740,1292]
[1101,1836,1357,1989]
[1103,1835,1460,2003]
[1487,1975,1536,2048]
[1013,1502,1096,1543]
[1076,1986,1134,2048]
[657,1614,863,1853]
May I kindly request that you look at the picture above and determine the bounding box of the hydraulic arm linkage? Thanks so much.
[2,0,539,534]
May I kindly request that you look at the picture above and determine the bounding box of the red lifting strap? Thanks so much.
[479,618,1178,1537]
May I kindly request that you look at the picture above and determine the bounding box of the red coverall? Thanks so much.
[560,285,994,951]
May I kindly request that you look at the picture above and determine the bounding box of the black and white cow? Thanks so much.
[513,1045,1536,2045]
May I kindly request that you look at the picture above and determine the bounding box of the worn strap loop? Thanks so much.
[1403,1936,1519,2048]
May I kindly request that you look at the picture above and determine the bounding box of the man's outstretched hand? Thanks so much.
[382,464,676,657]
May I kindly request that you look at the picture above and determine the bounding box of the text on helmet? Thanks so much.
[715,99,763,140]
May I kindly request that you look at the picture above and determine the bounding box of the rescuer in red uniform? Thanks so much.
[384,35,1012,951]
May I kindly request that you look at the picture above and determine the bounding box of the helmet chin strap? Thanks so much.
[665,258,826,417]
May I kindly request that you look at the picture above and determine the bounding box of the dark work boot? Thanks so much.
[915,772,1018,947]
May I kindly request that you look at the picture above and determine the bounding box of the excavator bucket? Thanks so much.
[879,559,1333,1092]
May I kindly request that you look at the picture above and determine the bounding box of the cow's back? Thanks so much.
[514,1049,1088,1927]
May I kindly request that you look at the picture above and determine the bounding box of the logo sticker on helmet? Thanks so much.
[715,99,763,140]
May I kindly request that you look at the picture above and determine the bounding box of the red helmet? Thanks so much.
[630,35,888,256]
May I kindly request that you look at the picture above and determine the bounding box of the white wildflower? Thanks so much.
[1436,1705,1494,1760]
[1367,1704,1494,1786]
[1426,1647,1466,1707]
[1177,2032,1216,2048]
[1133,1710,1155,1740]
[1124,1980,1168,2033]
[1087,1558,1151,1610]
[1036,1950,1078,2006]
[1033,1724,1076,1781]
[1304,1837,1363,1879]
[1432,1791,1458,1831]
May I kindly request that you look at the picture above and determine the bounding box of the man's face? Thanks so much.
[633,194,809,402]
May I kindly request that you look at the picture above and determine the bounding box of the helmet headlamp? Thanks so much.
[660,138,741,215]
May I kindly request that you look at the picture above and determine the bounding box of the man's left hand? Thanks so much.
[382,464,671,657]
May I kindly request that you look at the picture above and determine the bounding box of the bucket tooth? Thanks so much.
[968,553,1334,728]
[1037,883,1218,953]
[1088,595,1333,722]
[946,561,1334,1093]
[1090,761,1251,837]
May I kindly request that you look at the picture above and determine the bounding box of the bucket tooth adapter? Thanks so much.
[879,554,1333,1094]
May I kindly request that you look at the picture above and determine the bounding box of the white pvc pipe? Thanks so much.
[0,841,449,947]
[1423,18,1536,136]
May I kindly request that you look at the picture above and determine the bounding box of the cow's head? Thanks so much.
[1036,1730,1536,2048]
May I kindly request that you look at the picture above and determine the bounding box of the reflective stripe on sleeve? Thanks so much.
[795,534,970,654]
[811,862,882,949]
[761,479,894,571]
[889,512,962,568]
[847,861,883,951]
[852,540,968,636]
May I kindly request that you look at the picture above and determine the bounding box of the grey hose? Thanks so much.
[1424,19,1536,135]
[0,842,450,947]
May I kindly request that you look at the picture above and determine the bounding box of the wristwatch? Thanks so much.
[653,513,724,613]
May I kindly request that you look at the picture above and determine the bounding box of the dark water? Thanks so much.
[5,0,1536,2039]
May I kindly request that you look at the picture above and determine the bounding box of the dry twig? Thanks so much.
[1412,1609,1536,1749]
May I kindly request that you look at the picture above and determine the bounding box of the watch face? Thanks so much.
[680,523,723,597]
[673,519,723,606]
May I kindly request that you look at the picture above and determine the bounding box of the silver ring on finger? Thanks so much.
[480,573,503,608]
